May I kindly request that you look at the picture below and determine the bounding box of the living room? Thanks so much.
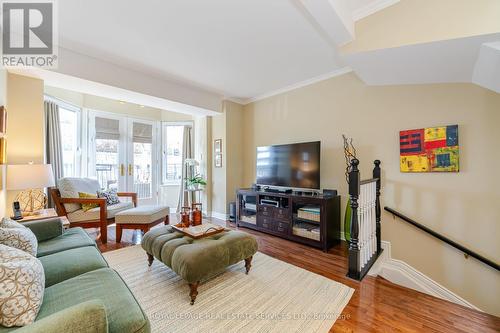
[0,1,499,332]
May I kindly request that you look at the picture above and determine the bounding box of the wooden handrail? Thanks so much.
[384,207,500,272]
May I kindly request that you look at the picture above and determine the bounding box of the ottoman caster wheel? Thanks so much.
[245,256,253,274]
[189,282,199,305]
[147,253,154,266]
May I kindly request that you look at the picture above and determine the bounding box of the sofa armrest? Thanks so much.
[16,300,108,333]
[23,218,64,242]
[117,192,138,207]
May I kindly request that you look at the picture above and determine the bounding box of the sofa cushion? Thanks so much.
[39,246,108,287]
[37,268,150,333]
[37,228,95,257]
[0,226,38,257]
[67,202,134,223]
[14,300,108,333]
[0,244,45,327]
[0,217,26,229]
[58,178,101,213]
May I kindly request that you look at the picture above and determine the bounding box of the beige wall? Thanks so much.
[6,73,45,206]
[342,0,500,54]
[210,110,226,215]
[241,73,500,315]
[210,101,244,215]
[225,101,244,208]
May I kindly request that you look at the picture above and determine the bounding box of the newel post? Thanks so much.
[373,160,381,254]
[348,158,360,279]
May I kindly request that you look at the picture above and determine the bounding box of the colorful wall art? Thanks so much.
[400,125,459,172]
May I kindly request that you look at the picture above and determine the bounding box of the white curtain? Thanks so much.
[177,126,193,211]
[44,101,63,208]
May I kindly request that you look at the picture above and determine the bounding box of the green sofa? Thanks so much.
[0,218,150,333]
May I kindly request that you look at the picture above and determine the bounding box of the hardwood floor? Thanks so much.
[89,216,500,333]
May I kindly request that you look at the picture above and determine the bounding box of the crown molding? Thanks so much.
[353,0,400,22]
[240,67,353,105]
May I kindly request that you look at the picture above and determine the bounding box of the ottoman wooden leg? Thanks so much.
[116,225,123,243]
[147,253,154,266]
[189,282,199,305]
[245,256,253,274]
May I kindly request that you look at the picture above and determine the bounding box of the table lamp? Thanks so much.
[6,163,56,216]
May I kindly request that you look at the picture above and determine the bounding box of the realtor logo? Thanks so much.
[1,0,58,67]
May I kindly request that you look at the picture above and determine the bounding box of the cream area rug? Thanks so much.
[103,245,354,333]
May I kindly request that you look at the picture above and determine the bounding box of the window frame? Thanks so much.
[161,121,193,186]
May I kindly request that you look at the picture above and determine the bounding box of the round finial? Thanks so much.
[351,158,359,166]
[374,160,381,166]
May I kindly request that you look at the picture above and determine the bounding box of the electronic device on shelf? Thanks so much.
[244,203,257,211]
[12,201,23,220]
[256,141,320,190]
[323,189,337,197]
[263,187,292,194]
[260,199,280,207]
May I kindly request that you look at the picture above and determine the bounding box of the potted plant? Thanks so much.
[186,174,207,190]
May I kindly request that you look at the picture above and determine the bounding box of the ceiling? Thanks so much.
[58,0,393,102]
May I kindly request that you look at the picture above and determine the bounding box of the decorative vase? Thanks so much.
[181,207,191,227]
[343,199,351,241]
[191,203,202,226]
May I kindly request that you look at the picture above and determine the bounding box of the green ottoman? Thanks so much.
[141,225,258,304]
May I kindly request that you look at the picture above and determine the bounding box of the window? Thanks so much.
[161,124,187,184]
[59,106,80,177]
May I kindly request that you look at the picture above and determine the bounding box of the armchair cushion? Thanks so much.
[23,218,64,242]
[36,228,95,257]
[97,188,120,206]
[78,192,100,212]
[58,178,101,213]
[67,202,133,223]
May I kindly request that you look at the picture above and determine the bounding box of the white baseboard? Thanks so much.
[210,211,229,221]
[368,241,482,311]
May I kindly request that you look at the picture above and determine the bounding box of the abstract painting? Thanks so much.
[400,125,459,172]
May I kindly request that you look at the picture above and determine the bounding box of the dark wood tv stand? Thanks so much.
[236,189,341,252]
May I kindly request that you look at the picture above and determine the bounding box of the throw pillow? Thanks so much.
[97,188,120,206]
[78,192,99,212]
[0,227,38,257]
[0,217,26,229]
[0,244,45,327]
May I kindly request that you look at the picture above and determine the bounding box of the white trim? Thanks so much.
[211,211,229,221]
[44,94,81,112]
[352,0,400,22]
[368,241,482,311]
[224,97,246,105]
[240,67,353,105]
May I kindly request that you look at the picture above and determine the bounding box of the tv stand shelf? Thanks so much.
[236,189,341,252]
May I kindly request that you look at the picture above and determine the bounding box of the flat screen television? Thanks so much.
[256,141,320,189]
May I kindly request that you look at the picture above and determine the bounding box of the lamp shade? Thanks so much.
[6,164,56,190]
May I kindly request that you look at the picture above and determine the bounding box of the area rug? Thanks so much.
[103,245,354,333]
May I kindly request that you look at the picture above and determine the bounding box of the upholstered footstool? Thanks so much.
[141,226,258,304]
[115,205,169,243]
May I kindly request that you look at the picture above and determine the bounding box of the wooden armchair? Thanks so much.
[50,186,137,244]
